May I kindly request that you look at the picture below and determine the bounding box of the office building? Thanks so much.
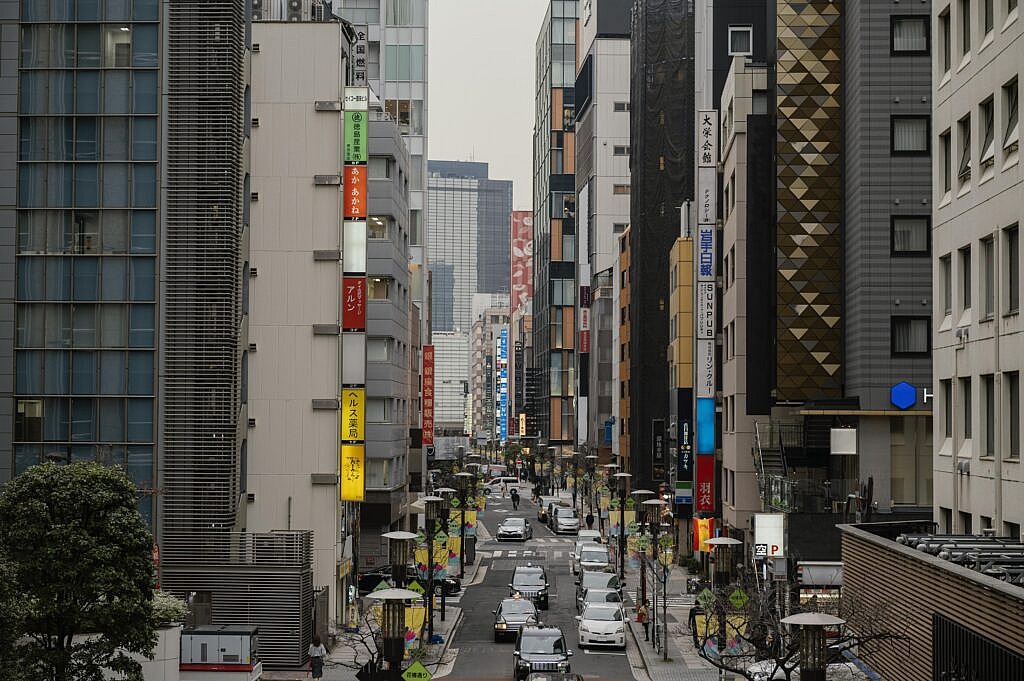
[628,0,695,487]
[471,303,510,443]
[532,0,578,451]
[932,0,1022,537]
[433,330,470,434]
[574,0,631,462]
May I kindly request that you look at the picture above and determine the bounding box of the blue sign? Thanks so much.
[696,397,715,455]
[498,329,509,442]
[890,381,916,410]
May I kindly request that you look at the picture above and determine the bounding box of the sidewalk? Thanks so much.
[262,545,483,681]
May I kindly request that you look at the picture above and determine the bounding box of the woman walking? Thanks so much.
[636,600,651,641]
[308,634,327,679]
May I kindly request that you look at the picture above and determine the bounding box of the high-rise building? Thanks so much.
[471,304,510,444]
[629,0,695,488]
[433,330,470,433]
[932,0,1022,537]
[533,0,578,451]
[427,160,513,333]
[574,0,631,462]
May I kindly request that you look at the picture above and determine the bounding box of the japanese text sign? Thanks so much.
[344,165,367,218]
[341,388,365,443]
[342,277,366,330]
[340,444,365,501]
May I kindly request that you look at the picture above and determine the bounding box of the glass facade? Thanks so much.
[15,1,159,526]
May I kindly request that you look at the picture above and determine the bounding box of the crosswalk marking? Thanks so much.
[489,549,568,560]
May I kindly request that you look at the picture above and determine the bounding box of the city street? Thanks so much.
[443,487,641,681]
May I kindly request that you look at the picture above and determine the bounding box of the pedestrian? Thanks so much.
[637,600,650,641]
[501,482,508,498]
[308,634,327,679]
[585,511,595,529]
[511,489,520,509]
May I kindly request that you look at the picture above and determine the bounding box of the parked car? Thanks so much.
[570,536,604,574]
[512,625,573,681]
[575,570,621,610]
[357,566,461,596]
[484,476,521,495]
[546,501,571,528]
[553,509,579,535]
[575,604,626,648]
[510,564,550,609]
[576,545,612,573]
[576,587,622,613]
[577,529,602,544]
[498,517,534,541]
[493,596,539,642]
[525,674,584,681]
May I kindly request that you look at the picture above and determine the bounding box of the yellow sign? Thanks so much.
[341,388,365,442]
[519,413,526,437]
[340,444,365,501]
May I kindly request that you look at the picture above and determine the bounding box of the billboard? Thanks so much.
[341,388,365,443]
[422,345,435,447]
[340,444,365,501]
[497,329,509,443]
[696,454,715,512]
[510,211,534,314]
[342,277,366,330]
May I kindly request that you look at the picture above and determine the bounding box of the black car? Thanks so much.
[498,517,534,541]
[574,570,621,609]
[510,564,550,609]
[513,625,573,681]
[357,566,461,596]
[493,596,539,642]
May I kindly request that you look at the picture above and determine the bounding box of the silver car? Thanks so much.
[498,517,534,541]
[577,545,611,573]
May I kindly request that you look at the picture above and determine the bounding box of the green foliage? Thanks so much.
[151,590,188,628]
[0,462,157,681]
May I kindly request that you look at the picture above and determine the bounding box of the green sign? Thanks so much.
[729,588,749,609]
[697,588,716,609]
[637,536,650,550]
[625,497,636,509]
[344,111,367,163]
[407,580,425,595]
[610,498,620,509]
[415,530,426,545]
[402,660,432,681]
[598,485,610,494]
[372,579,391,593]
[450,497,461,508]
[627,521,639,534]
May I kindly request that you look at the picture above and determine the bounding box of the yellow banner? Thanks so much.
[340,444,365,501]
[341,388,365,442]
[695,517,713,553]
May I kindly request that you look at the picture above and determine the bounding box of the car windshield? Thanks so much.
[584,607,622,621]
[521,634,565,654]
[504,519,526,527]
[502,600,536,615]
[586,591,620,602]
[582,573,618,588]
[514,572,546,587]
[559,514,578,522]
[581,550,606,562]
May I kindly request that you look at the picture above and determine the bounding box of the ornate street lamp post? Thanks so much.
[643,497,669,659]
[630,489,654,606]
[366,588,424,681]
[382,531,417,590]
[454,472,473,578]
[781,613,847,681]
[612,471,631,580]
[422,495,443,642]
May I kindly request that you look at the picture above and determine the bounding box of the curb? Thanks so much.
[625,618,653,680]
[427,606,463,678]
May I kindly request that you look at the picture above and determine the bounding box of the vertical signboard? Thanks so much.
[340,87,369,503]
[695,453,715,512]
[498,329,509,443]
[510,211,534,315]
[351,25,369,85]
[698,110,719,168]
[696,281,715,339]
[422,345,435,448]
[652,418,665,478]
[578,307,591,354]
[676,388,694,505]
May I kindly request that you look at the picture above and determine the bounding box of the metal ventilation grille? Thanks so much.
[162,0,247,547]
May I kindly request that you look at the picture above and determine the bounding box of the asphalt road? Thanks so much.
[446,488,635,681]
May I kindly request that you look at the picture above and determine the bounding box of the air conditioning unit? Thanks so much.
[251,43,260,53]
[251,117,259,127]
[287,0,303,21]
[250,192,259,202]
[246,493,256,503]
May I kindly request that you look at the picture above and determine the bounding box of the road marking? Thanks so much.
[582,649,627,656]
[492,550,503,558]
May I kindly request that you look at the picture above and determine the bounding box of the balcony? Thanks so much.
[761,473,859,513]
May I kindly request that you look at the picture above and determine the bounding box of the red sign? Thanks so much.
[696,455,715,512]
[579,330,591,354]
[422,345,434,446]
[344,165,367,218]
[342,277,366,330]
[510,211,533,314]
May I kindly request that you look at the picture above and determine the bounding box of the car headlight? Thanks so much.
[615,625,625,634]
[517,659,529,668]
[579,625,590,633]
[558,661,570,671]
[496,621,507,630]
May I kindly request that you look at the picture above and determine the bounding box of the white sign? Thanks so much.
[579,306,590,332]
[697,224,715,281]
[344,86,369,111]
[698,110,719,167]
[754,513,785,558]
[697,282,715,340]
[697,167,717,225]
[696,339,715,398]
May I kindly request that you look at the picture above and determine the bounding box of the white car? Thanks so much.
[569,535,603,574]
[577,545,612,573]
[575,604,625,648]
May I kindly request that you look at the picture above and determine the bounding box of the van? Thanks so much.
[483,476,521,495]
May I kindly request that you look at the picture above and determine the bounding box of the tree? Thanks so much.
[691,577,907,681]
[0,462,157,681]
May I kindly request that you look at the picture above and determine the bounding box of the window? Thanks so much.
[961,377,973,439]
[961,245,972,310]
[983,237,995,317]
[613,222,627,234]
[386,0,426,26]
[367,277,391,300]
[941,129,953,193]
[728,26,753,55]
[980,98,996,166]
[958,114,972,180]
[1006,225,1020,313]
[367,338,391,362]
[892,116,929,154]
[940,8,951,72]
[942,378,953,438]
[983,374,995,455]
[368,157,391,179]
[368,216,390,239]
[366,397,388,422]
[942,253,952,314]
[984,0,994,34]
[613,184,630,195]
[613,146,630,156]
[613,102,630,112]
[960,0,972,55]
[891,316,930,356]
[891,216,930,255]
[892,16,929,53]
[1008,371,1020,458]
[1004,77,1019,150]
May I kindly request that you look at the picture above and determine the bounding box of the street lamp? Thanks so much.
[612,472,631,580]
[643,498,669,659]
[781,613,846,681]
[630,489,654,605]
[366,588,424,681]
[704,536,742,592]
[382,531,417,590]
[584,454,598,515]
[422,495,444,642]
[454,472,474,578]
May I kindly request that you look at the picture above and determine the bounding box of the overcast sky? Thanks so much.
[428,0,549,209]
